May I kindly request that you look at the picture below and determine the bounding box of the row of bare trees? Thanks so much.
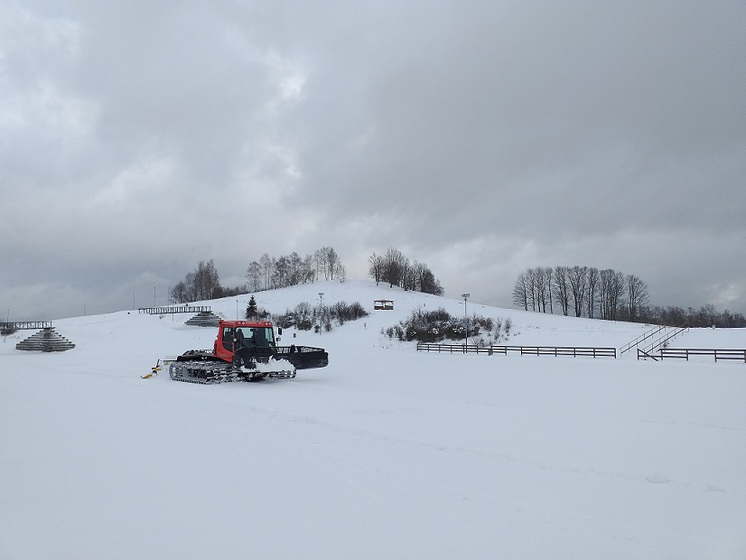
[368,247,443,295]
[512,265,746,326]
[245,247,346,292]
[170,260,243,303]
[513,266,649,321]
[640,304,745,328]
[170,248,346,304]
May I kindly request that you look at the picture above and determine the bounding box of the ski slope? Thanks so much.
[2,280,745,559]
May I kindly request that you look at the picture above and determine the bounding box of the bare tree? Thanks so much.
[415,262,443,295]
[402,258,416,291]
[372,248,443,295]
[368,253,385,285]
[543,267,554,314]
[192,260,221,300]
[247,247,344,291]
[286,252,306,286]
[273,255,290,288]
[625,274,649,322]
[568,265,588,317]
[512,272,529,311]
[170,280,191,303]
[259,254,273,290]
[553,266,570,316]
[171,260,222,303]
[303,255,316,283]
[586,267,599,318]
[245,261,262,292]
[533,267,548,312]
[320,247,341,280]
[382,247,407,288]
[598,269,626,320]
[311,246,343,281]
[524,268,538,311]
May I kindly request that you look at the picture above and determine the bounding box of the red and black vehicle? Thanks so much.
[169,319,328,384]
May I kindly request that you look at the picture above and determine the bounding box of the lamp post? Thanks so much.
[461,293,470,350]
[318,292,324,334]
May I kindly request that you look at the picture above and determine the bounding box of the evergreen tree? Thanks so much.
[245,295,258,319]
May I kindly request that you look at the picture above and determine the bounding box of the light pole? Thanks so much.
[318,292,324,334]
[461,293,470,350]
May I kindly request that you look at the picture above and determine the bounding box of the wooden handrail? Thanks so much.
[659,348,746,363]
[416,343,616,358]
[638,347,746,363]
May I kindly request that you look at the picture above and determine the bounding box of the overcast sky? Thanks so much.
[1,0,745,320]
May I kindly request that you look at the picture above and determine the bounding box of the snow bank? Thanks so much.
[1,280,744,559]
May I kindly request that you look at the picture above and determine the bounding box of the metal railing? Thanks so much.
[0,321,54,330]
[642,325,688,354]
[138,305,212,315]
[620,324,667,354]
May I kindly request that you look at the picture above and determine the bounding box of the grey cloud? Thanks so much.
[1,0,744,319]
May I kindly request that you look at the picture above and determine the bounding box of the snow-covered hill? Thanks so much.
[2,280,745,559]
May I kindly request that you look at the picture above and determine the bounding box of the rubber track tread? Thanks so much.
[169,361,295,384]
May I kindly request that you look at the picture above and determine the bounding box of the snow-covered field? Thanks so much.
[2,280,745,559]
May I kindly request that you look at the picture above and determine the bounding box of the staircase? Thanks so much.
[185,311,221,327]
[621,324,688,357]
[16,328,75,352]
[642,325,688,354]
[620,324,667,354]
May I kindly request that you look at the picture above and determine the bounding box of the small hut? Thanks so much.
[373,299,394,311]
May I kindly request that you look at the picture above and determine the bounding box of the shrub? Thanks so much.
[386,307,490,343]
[331,301,369,325]
[273,300,368,332]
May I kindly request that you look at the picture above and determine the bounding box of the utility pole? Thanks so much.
[461,293,470,350]
[318,292,324,334]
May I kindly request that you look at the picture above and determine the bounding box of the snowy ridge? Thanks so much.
[1,280,745,560]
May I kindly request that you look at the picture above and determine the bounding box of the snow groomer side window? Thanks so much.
[222,327,234,351]
[255,327,274,347]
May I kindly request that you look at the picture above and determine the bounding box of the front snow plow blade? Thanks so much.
[277,345,329,370]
